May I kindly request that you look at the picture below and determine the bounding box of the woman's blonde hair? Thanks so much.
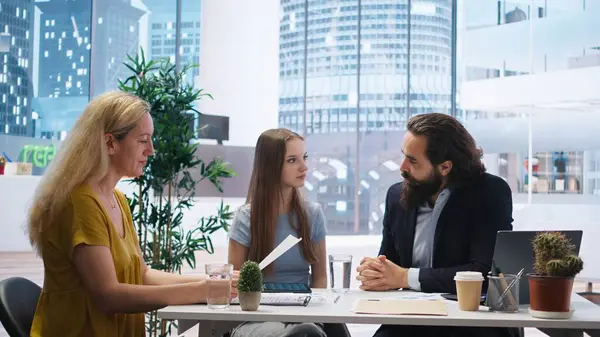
[26,91,150,253]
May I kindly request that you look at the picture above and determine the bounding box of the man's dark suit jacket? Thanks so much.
[373,173,520,337]
[378,172,513,294]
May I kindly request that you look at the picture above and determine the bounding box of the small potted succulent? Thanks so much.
[237,261,262,311]
[528,232,584,318]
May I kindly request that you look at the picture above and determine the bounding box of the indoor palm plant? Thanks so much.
[528,231,584,318]
[118,48,235,336]
[237,261,263,311]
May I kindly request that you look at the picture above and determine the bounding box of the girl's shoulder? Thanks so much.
[234,203,252,221]
[236,203,251,214]
[303,200,323,219]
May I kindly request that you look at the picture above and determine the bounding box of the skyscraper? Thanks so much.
[279,0,453,134]
[0,0,35,137]
[36,0,145,96]
[145,0,202,83]
[91,0,145,94]
[34,0,144,139]
[278,1,453,234]
[36,0,91,98]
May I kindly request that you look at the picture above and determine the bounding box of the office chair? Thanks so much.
[0,277,41,337]
[323,323,351,337]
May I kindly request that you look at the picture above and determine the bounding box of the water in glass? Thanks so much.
[329,254,352,293]
[205,264,233,309]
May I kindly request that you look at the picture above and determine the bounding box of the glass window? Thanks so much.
[3,4,599,327]
[458,0,600,276]
[0,0,91,176]
[91,0,149,96]
[280,0,453,235]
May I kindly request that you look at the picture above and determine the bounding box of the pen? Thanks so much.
[491,262,518,310]
[495,268,524,308]
[334,295,341,304]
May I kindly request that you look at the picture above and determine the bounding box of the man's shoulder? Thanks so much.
[382,173,511,204]
[471,172,511,194]
[454,173,512,204]
[383,182,404,211]
[386,181,403,200]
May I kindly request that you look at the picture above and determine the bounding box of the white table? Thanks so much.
[157,290,600,337]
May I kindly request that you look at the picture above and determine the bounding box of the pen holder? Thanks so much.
[486,274,520,312]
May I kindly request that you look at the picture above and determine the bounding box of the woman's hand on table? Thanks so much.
[231,270,240,299]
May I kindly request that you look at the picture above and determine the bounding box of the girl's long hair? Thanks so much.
[246,128,317,273]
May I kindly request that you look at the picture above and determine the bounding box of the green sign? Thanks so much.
[20,144,56,168]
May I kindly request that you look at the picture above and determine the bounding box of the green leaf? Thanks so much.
[119,47,236,337]
[238,261,263,292]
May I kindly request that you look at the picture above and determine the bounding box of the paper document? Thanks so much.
[310,293,340,304]
[231,293,311,306]
[353,299,448,316]
[392,293,442,301]
[259,234,302,270]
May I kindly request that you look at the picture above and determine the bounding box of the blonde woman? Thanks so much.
[26,91,237,336]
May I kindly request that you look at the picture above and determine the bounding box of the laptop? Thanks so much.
[491,230,583,305]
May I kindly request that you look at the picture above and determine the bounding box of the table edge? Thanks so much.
[156,309,600,330]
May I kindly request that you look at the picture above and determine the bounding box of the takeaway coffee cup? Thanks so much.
[454,271,484,311]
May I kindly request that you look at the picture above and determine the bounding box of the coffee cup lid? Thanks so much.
[454,271,484,281]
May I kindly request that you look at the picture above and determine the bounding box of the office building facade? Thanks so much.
[278,0,453,234]
[145,0,201,83]
[0,0,35,137]
[34,0,143,140]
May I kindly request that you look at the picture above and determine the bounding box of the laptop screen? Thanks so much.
[491,230,583,305]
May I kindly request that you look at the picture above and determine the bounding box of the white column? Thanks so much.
[197,0,280,147]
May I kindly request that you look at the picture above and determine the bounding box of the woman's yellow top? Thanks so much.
[30,184,145,337]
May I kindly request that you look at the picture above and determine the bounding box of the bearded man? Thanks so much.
[357,113,520,337]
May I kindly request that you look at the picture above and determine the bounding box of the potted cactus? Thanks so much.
[237,261,263,311]
[528,232,584,318]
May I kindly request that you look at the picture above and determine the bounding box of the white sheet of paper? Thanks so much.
[231,293,309,305]
[259,234,302,270]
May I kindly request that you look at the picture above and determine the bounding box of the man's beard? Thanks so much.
[400,170,444,210]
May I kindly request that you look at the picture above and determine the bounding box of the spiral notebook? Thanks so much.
[231,294,311,306]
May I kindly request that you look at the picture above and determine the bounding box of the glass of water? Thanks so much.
[205,263,233,309]
[329,254,352,293]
